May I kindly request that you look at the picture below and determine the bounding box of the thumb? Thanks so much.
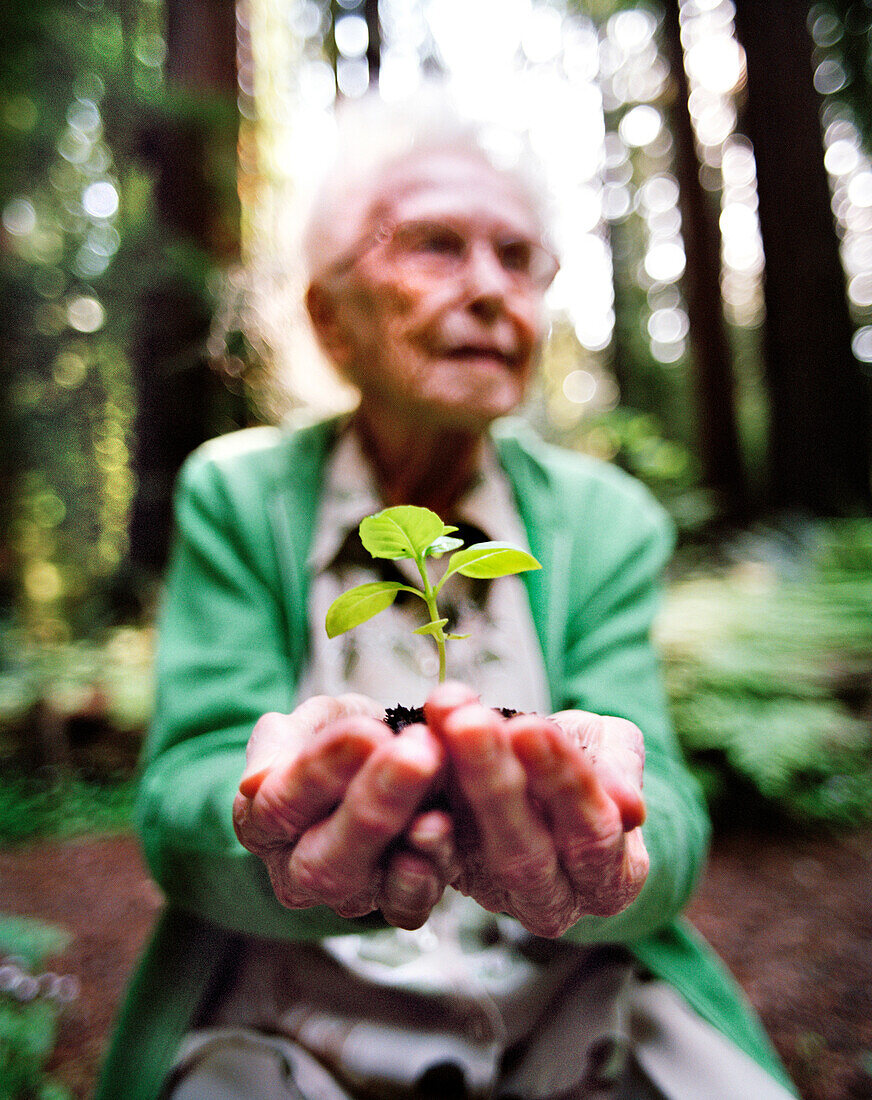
[239,693,384,797]
[239,711,297,797]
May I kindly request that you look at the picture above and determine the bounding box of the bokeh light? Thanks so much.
[66,295,105,333]
[809,2,872,359]
[852,325,872,363]
[82,180,119,219]
[235,0,868,436]
[2,198,37,236]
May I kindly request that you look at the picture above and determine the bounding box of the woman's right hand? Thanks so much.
[232,694,457,929]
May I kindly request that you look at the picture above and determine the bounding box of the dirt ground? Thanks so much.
[1,825,870,1100]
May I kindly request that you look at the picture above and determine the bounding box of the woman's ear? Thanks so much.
[305,282,352,367]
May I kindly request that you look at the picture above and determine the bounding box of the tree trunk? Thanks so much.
[365,0,381,84]
[661,0,748,518]
[733,0,872,514]
[127,0,243,570]
[165,0,238,93]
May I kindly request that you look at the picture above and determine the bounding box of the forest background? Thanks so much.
[1,1,871,1098]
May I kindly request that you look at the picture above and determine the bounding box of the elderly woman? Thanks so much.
[97,102,796,1100]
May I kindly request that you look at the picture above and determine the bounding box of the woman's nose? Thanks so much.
[463,242,514,316]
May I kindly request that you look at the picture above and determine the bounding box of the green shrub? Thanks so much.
[0,916,75,1100]
[659,520,872,826]
[0,773,136,845]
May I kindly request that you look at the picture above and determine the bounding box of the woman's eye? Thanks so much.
[412,226,465,257]
[498,240,533,273]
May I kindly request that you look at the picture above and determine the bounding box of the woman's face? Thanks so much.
[313,151,551,434]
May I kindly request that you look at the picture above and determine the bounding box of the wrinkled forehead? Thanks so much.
[363,149,543,237]
[305,145,548,283]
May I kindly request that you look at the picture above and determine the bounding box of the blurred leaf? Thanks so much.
[0,916,70,970]
[661,520,872,825]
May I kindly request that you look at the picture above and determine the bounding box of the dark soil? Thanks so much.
[383,703,518,732]
[1,826,870,1100]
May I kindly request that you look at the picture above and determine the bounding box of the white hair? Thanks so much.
[301,85,555,282]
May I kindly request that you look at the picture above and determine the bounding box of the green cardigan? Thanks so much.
[96,418,795,1099]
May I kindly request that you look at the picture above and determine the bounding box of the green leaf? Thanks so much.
[0,916,71,970]
[413,618,448,637]
[425,535,465,558]
[359,506,447,560]
[325,582,405,637]
[443,542,542,583]
[40,1081,75,1100]
[446,632,471,640]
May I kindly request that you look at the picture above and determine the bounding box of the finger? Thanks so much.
[265,847,380,915]
[608,827,650,915]
[423,680,481,738]
[510,720,636,915]
[240,711,296,799]
[238,716,390,853]
[240,693,384,797]
[508,715,612,826]
[596,763,646,832]
[379,849,443,930]
[405,809,461,885]
[549,712,646,831]
[597,716,646,830]
[288,724,443,908]
[442,705,573,935]
[565,826,650,920]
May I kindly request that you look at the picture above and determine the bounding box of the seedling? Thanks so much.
[325,505,541,683]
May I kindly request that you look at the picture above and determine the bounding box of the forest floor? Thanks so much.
[1,825,871,1100]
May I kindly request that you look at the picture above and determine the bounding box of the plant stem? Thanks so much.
[416,554,447,683]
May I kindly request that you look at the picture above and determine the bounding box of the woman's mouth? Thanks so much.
[442,345,516,367]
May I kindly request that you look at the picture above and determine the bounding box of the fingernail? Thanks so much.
[393,726,438,765]
[622,789,646,831]
[512,730,554,768]
[239,767,269,798]
[430,681,479,704]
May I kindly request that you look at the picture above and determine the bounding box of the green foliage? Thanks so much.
[0,916,73,1100]
[326,505,540,683]
[325,582,409,637]
[1,0,150,640]
[2,0,245,649]
[0,624,154,747]
[659,520,872,825]
[358,507,461,561]
[0,772,137,845]
[0,918,70,972]
[0,998,73,1100]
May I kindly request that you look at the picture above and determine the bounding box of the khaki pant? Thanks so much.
[165,978,795,1100]
[165,1028,666,1100]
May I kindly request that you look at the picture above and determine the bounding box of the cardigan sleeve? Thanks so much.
[553,469,711,946]
[135,443,383,942]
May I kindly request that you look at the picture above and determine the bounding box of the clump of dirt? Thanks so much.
[384,703,518,732]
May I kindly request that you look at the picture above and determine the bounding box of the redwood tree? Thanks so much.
[126,0,245,570]
[732,0,872,514]
[662,0,748,518]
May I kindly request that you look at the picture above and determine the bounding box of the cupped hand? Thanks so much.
[232,694,457,929]
[424,682,650,939]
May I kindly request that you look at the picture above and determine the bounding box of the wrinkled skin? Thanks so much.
[233,683,649,937]
[304,149,547,514]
